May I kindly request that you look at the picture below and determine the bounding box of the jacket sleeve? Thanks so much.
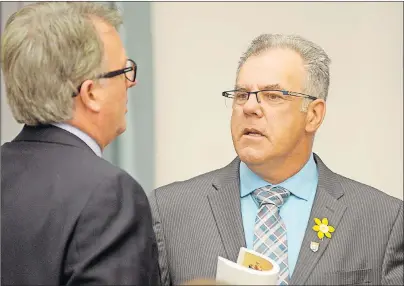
[148,188,172,286]
[64,172,160,285]
[381,202,403,285]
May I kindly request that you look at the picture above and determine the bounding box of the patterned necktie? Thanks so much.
[252,185,291,285]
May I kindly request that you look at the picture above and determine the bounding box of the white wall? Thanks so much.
[151,2,403,199]
[1,2,24,144]
[2,2,402,199]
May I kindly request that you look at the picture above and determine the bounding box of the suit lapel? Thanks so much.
[290,186,347,284]
[207,154,347,282]
[290,154,347,285]
[208,158,246,262]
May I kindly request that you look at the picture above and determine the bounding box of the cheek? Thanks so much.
[268,113,305,144]
[118,83,127,98]
[110,79,127,97]
[230,111,243,137]
[114,87,127,109]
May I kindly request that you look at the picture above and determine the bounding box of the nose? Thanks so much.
[242,92,263,116]
[127,79,137,89]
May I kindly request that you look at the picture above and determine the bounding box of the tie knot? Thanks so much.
[252,185,290,207]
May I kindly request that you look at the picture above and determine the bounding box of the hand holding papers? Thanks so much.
[216,247,279,285]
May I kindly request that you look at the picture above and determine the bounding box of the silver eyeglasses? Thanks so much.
[222,89,317,106]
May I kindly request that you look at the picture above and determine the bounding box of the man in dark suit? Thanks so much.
[149,34,403,285]
[1,2,159,285]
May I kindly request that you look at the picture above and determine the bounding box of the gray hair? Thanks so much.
[1,2,122,125]
[237,34,331,108]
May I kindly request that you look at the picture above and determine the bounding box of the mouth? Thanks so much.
[242,128,265,138]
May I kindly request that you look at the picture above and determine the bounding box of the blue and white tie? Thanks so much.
[252,185,291,285]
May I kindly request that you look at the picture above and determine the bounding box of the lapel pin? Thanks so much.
[310,241,319,252]
[312,217,335,240]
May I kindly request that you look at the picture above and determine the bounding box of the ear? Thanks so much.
[78,80,101,113]
[305,99,326,133]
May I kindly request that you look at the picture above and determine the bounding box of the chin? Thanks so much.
[236,145,269,165]
[233,135,270,164]
[118,118,127,133]
[115,121,126,136]
[117,126,126,136]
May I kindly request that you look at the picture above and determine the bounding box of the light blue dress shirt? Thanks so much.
[52,123,102,157]
[239,153,318,275]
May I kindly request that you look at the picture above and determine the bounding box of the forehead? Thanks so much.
[237,48,306,91]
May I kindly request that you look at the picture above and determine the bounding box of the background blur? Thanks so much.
[1,1,403,199]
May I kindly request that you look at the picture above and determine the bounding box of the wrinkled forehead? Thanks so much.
[236,48,306,91]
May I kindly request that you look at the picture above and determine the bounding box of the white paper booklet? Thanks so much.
[216,247,279,285]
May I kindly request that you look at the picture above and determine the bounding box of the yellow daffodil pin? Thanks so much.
[313,218,335,240]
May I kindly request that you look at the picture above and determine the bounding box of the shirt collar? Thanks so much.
[52,123,102,157]
[239,153,317,201]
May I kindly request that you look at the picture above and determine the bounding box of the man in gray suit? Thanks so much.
[1,2,159,285]
[149,34,403,285]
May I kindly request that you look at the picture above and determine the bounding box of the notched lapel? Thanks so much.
[291,155,348,285]
[208,158,246,262]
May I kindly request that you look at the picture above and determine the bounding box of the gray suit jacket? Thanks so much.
[149,154,403,285]
[2,125,160,285]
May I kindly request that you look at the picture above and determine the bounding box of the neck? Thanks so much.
[67,117,106,151]
[246,145,313,185]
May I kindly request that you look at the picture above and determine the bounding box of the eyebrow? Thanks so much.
[234,85,247,91]
[234,83,285,91]
[260,84,284,90]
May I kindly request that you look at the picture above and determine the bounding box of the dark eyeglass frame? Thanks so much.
[72,58,137,97]
[222,89,317,103]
